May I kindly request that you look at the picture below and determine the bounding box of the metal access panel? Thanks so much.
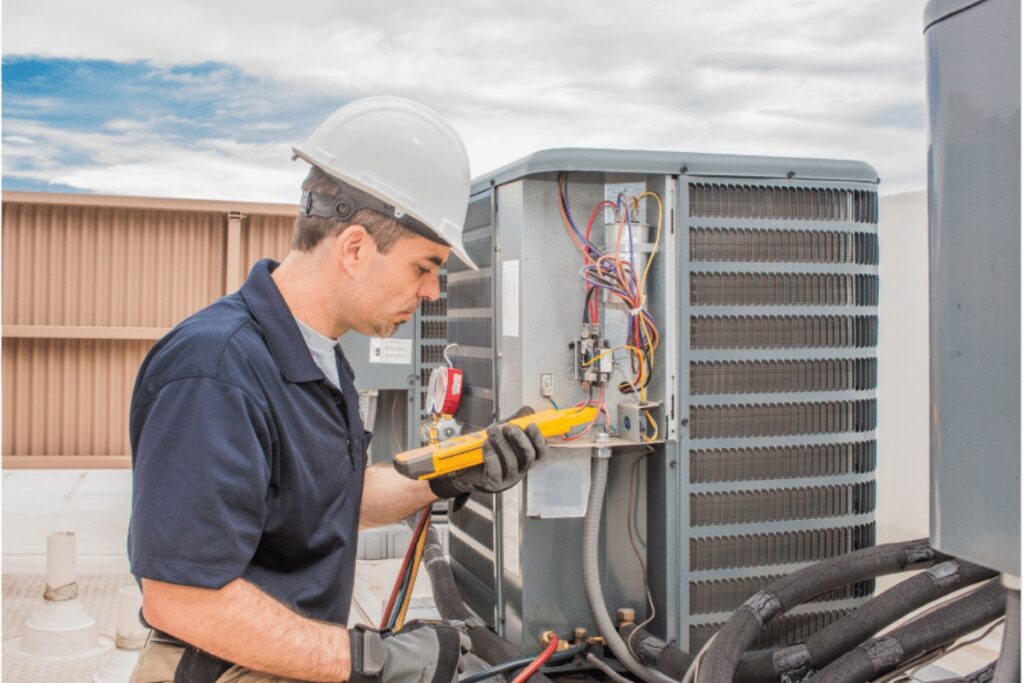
[925,0,1021,576]
[446,149,880,654]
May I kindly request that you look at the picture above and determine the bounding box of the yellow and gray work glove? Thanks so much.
[348,620,470,683]
[429,418,546,498]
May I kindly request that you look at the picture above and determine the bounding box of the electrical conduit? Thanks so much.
[583,452,676,683]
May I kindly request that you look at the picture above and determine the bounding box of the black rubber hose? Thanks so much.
[421,526,554,683]
[696,539,949,683]
[617,624,693,678]
[813,579,1006,683]
[735,558,997,681]
[932,661,997,682]
[992,586,1019,683]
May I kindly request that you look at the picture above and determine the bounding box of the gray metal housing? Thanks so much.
[447,148,881,652]
[925,0,1021,576]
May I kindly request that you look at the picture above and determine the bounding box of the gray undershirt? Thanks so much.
[294,316,342,391]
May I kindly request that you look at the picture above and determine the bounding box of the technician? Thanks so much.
[128,97,546,683]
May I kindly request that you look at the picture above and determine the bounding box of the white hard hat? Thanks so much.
[292,96,477,270]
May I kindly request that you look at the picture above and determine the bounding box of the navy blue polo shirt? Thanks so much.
[128,259,368,625]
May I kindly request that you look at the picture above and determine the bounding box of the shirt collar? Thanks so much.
[240,259,325,384]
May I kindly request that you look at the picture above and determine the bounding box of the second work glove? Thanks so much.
[429,419,547,498]
[348,620,470,683]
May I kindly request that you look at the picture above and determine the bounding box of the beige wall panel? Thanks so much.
[3,338,151,458]
[2,193,298,468]
[240,214,294,277]
[2,203,226,328]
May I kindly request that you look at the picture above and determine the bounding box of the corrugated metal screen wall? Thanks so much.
[2,193,297,468]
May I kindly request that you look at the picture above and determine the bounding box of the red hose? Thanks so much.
[511,635,559,683]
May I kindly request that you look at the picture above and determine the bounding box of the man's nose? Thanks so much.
[419,273,441,302]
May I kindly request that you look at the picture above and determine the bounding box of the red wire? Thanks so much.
[379,507,430,629]
[511,635,559,683]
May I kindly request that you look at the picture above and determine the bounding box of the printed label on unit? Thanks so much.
[368,338,412,365]
[502,484,521,578]
[502,260,520,338]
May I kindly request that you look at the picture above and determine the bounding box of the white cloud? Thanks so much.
[3,0,930,197]
[2,118,305,202]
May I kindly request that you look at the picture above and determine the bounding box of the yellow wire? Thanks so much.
[581,344,643,370]
[633,191,664,301]
[643,410,659,442]
[582,345,649,402]
[394,511,430,631]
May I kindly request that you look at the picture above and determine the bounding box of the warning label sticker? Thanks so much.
[369,337,413,365]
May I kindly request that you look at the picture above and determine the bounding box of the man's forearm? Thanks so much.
[359,463,437,529]
[142,577,350,682]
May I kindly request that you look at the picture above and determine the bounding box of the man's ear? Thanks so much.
[335,224,376,277]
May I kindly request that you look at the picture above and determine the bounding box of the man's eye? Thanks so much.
[418,266,431,276]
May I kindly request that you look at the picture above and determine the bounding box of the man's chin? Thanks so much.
[367,320,403,338]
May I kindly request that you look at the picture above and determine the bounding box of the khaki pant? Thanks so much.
[129,642,306,683]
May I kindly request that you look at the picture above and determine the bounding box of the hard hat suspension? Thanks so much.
[299,182,449,249]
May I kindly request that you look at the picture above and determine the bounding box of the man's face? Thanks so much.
[351,234,449,337]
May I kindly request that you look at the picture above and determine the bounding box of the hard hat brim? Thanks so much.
[292,148,478,271]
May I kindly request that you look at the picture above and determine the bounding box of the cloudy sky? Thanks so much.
[3,1,929,203]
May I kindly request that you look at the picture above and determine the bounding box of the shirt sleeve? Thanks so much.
[129,376,273,589]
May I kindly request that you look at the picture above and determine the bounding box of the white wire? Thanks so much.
[681,633,716,683]
[442,343,457,367]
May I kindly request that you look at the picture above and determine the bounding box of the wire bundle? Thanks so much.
[557,173,663,441]
[380,505,432,631]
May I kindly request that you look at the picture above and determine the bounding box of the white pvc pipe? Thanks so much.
[115,586,148,650]
[45,532,77,598]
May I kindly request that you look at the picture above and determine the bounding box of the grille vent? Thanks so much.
[446,198,496,625]
[450,563,496,626]
[690,609,854,652]
[690,228,879,264]
[690,273,878,307]
[448,493,496,616]
[447,277,492,309]
[691,315,878,349]
[690,399,876,439]
[690,482,876,526]
[691,441,876,483]
[689,184,878,223]
[450,506,495,553]
[449,232,494,274]
[448,318,493,348]
[421,299,447,317]
[691,358,877,395]
[690,524,876,571]
[455,394,495,431]
[451,355,494,389]
[420,320,447,340]
[690,577,874,615]
[420,344,446,364]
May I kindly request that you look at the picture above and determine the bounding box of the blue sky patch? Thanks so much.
[2,58,348,193]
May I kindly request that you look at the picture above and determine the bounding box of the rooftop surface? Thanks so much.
[2,469,1005,682]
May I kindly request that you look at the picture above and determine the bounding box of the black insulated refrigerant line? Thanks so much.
[734,559,997,681]
[617,623,694,679]
[813,579,1006,682]
[695,539,951,683]
[420,526,554,683]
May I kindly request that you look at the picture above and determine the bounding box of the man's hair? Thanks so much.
[292,166,412,252]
